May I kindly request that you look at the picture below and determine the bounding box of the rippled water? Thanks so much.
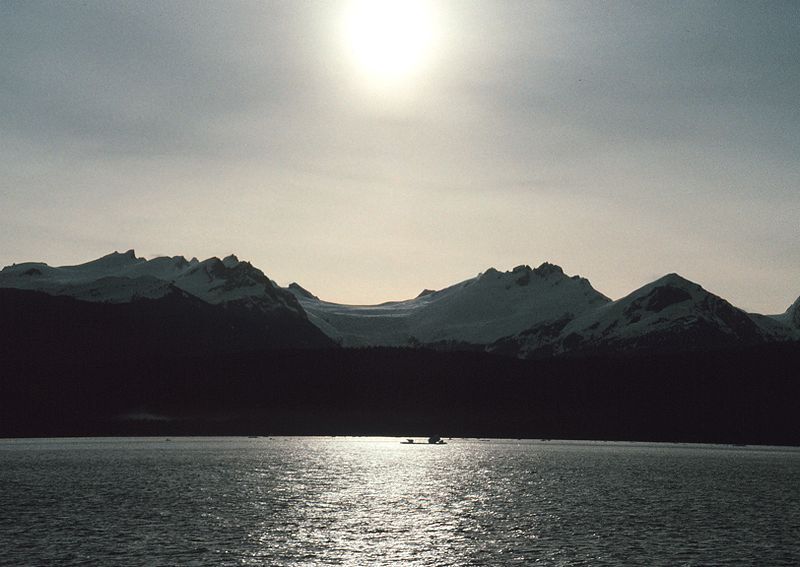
[1,437,799,565]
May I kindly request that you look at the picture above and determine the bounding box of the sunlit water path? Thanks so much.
[1,437,799,565]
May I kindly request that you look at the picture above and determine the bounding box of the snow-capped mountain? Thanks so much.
[289,266,799,357]
[288,263,610,347]
[492,273,792,357]
[0,250,332,352]
[0,250,303,314]
[3,251,797,358]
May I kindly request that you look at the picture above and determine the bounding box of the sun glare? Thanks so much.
[342,0,438,86]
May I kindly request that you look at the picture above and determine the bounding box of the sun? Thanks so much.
[342,0,438,85]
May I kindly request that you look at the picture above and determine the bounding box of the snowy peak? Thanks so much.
[288,282,319,301]
[203,259,262,292]
[511,273,772,357]
[101,249,138,262]
[121,255,193,281]
[622,273,701,315]
[292,262,610,347]
[3,251,798,357]
[0,251,303,315]
[533,262,565,278]
[70,249,144,270]
[647,272,696,288]
[473,262,591,293]
[167,257,303,315]
[602,273,752,330]
[479,262,564,284]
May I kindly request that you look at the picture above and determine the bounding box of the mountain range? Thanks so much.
[0,250,333,361]
[1,250,798,358]
[2,250,800,443]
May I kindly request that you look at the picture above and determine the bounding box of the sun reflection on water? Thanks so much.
[4,437,798,565]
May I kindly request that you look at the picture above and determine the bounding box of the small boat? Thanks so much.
[400,436,446,445]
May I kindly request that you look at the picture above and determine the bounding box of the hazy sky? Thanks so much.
[2,1,798,312]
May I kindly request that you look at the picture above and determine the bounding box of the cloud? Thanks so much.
[1,0,798,312]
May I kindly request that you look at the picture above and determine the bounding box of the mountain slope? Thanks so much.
[771,296,800,335]
[0,251,333,352]
[494,273,785,357]
[289,263,610,347]
[3,251,797,358]
[792,298,800,330]
[0,287,332,365]
[4,340,800,444]
[0,250,304,313]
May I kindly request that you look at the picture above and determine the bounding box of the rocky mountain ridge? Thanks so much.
[2,251,797,358]
[289,264,799,357]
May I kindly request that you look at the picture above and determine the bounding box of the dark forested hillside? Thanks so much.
[0,287,333,365]
[2,325,799,444]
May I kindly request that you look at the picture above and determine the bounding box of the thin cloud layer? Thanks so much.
[1,1,798,312]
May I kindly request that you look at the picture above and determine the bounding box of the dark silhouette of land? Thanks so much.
[2,287,799,444]
[3,343,799,445]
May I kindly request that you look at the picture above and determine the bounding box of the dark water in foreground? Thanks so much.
[1,438,799,566]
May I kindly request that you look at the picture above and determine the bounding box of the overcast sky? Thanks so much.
[1,1,798,312]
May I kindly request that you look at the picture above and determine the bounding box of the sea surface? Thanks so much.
[1,437,799,566]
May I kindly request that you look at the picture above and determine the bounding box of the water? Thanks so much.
[1,438,799,566]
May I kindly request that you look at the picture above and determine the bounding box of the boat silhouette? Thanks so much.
[400,436,446,445]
